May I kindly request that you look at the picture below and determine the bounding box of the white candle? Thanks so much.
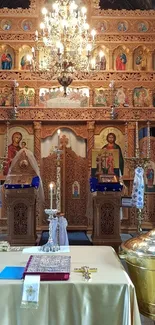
[49,183,53,210]
[124,122,128,158]
[57,129,60,148]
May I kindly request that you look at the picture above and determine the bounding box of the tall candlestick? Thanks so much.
[124,122,128,158]
[147,121,151,159]
[135,121,139,158]
[57,129,60,148]
[49,183,53,210]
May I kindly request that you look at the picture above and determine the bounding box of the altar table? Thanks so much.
[0,246,141,325]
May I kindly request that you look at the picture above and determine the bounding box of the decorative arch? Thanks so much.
[133,86,149,107]
[133,45,149,71]
[0,44,15,70]
[19,45,32,70]
[0,84,13,106]
[93,45,109,70]
[113,45,129,71]
[41,127,86,158]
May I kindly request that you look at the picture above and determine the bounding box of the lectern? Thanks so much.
[90,176,123,252]
[4,149,40,246]
[92,191,122,252]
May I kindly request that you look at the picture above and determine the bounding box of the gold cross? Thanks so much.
[74,266,97,281]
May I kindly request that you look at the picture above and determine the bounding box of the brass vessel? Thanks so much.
[121,229,155,320]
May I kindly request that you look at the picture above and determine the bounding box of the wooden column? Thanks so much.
[87,121,95,173]
[14,87,19,107]
[14,49,19,70]
[109,49,113,70]
[35,49,39,69]
[89,88,94,107]
[127,89,133,107]
[128,122,135,158]
[33,122,41,167]
[147,51,153,71]
[35,88,40,106]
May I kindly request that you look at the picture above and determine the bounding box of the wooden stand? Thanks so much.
[6,187,37,246]
[92,191,122,252]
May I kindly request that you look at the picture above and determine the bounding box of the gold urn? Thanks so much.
[121,229,155,320]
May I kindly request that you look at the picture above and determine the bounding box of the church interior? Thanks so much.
[0,0,155,324]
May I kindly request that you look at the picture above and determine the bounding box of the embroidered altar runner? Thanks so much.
[132,167,144,209]
[23,255,71,281]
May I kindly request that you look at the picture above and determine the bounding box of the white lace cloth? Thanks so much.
[52,216,69,246]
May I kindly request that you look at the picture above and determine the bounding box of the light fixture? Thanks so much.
[33,0,97,95]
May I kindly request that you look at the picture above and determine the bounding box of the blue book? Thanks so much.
[0,266,25,279]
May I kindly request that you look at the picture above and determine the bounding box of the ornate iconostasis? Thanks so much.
[0,0,155,233]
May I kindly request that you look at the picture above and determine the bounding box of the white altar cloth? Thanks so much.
[22,245,70,254]
[0,246,141,325]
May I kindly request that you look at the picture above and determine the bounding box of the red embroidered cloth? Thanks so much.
[23,255,71,281]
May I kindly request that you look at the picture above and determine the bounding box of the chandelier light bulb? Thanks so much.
[84,23,89,30]
[53,2,59,12]
[91,58,96,69]
[99,50,104,59]
[91,29,96,40]
[56,41,63,54]
[43,37,48,44]
[81,7,87,14]
[86,44,92,52]
[70,1,77,11]
[42,7,48,15]
[40,22,45,30]
[27,54,32,62]
[62,19,68,29]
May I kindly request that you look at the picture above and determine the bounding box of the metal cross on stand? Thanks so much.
[96,150,109,176]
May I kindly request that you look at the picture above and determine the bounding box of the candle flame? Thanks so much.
[49,183,53,189]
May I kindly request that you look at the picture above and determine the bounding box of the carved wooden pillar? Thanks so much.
[14,87,19,107]
[128,51,133,70]
[148,89,153,107]
[33,122,41,167]
[147,51,153,71]
[35,49,39,69]
[109,49,113,70]
[35,88,40,106]
[128,89,133,107]
[14,49,19,70]
[89,88,93,107]
[128,123,135,158]
[87,121,95,173]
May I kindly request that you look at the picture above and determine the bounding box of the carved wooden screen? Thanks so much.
[64,147,88,230]
[42,146,88,229]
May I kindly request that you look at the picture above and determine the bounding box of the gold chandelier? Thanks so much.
[33,0,96,95]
